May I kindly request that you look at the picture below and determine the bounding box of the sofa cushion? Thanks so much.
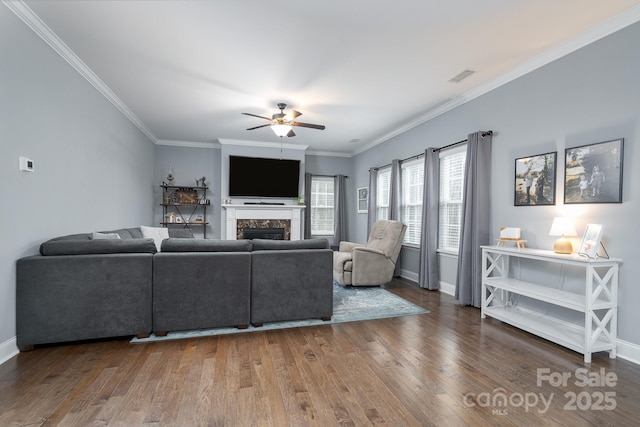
[251,238,330,251]
[161,238,253,252]
[39,238,157,256]
[168,228,195,238]
[91,232,121,240]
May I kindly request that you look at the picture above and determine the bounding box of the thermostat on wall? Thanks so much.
[19,157,34,172]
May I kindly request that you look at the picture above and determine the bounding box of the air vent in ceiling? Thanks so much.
[348,138,361,144]
[449,69,475,83]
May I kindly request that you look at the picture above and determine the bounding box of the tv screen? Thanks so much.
[228,156,300,198]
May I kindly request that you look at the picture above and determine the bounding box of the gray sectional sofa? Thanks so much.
[16,228,333,351]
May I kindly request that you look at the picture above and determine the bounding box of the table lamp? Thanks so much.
[549,217,578,254]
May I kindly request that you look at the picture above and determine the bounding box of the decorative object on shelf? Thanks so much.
[165,212,177,223]
[297,195,305,205]
[193,215,204,223]
[357,187,368,213]
[195,176,206,187]
[174,188,199,204]
[578,223,605,259]
[564,138,624,204]
[514,151,556,206]
[496,227,526,249]
[549,217,578,254]
[163,190,172,205]
[167,165,174,185]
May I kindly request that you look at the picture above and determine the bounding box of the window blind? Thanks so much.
[310,176,335,235]
[438,146,467,252]
[401,158,424,245]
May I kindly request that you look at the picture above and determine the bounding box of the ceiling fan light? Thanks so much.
[272,124,292,137]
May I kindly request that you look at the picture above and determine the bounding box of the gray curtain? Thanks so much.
[455,131,493,306]
[367,168,378,235]
[389,159,402,276]
[303,172,312,239]
[418,148,440,290]
[389,159,401,221]
[334,175,347,244]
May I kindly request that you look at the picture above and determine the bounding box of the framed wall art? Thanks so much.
[357,187,369,213]
[564,138,624,204]
[578,224,605,259]
[514,151,557,206]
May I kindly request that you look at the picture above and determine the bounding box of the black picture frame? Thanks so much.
[564,138,624,204]
[514,151,557,206]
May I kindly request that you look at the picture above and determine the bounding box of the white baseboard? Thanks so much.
[616,339,640,365]
[399,269,418,283]
[0,336,19,366]
[439,280,456,296]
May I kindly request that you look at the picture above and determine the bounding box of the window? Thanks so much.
[401,159,424,245]
[376,167,391,220]
[438,145,467,252]
[310,176,334,236]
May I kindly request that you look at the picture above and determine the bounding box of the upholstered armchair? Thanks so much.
[333,220,406,287]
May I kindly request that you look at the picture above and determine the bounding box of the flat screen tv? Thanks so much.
[228,155,300,198]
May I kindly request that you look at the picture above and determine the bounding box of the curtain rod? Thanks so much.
[310,174,349,178]
[370,130,493,171]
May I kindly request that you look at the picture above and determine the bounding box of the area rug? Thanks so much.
[132,283,428,343]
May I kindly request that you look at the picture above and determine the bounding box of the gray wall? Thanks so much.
[1,7,155,349]
[154,145,220,238]
[349,22,640,346]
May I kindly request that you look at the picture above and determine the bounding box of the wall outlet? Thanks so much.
[19,157,34,172]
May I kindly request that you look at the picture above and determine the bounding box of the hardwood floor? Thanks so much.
[2,278,639,426]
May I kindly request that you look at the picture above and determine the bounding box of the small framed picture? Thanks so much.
[564,138,624,204]
[357,187,368,213]
[578,224,604,258]
[514,151,557,206]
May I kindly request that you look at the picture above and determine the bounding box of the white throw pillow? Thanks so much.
[140,226,169,251]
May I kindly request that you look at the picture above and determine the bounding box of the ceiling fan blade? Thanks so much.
[287,129,296,137]
[291,121,326,130]
[246,124,272,130]
[285,109,302,120]
[242,112,272,121]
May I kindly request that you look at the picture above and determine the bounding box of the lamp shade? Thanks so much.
[271,124,292,137]
[549,217,577,254]
[549,217,577,237]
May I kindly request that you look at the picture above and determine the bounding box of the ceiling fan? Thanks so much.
[242,103,326,137]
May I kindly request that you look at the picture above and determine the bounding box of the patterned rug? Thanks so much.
[132,283,428,343]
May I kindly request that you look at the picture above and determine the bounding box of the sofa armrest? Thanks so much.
[352,246,386,257]
[339,241,365,252]
[351,248,396,286]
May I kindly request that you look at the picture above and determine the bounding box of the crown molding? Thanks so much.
[218,138,308,151]
[156,139,220,149]
[3,0,157,143]
[306,149,352,158]
[352,4,640,156]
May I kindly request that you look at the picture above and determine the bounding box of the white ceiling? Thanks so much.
[14,0,640,155]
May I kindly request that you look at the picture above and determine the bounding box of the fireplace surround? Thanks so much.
[223,204,305,240]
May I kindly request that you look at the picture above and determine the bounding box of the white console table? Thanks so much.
[481,245,621,363]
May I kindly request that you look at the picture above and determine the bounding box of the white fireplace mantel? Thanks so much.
[222,204,305,240]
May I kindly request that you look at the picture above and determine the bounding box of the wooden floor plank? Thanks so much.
[2,277,640,426]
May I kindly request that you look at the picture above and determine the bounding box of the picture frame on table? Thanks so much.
[514,151,557,206]
[564,138,624,204]
[578,224,605,259]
